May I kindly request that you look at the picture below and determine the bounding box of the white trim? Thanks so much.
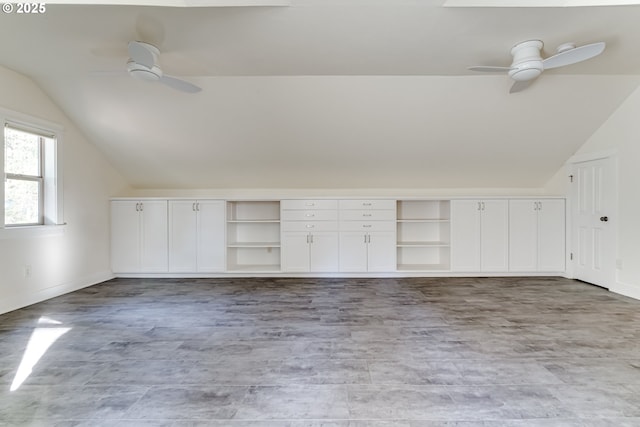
[1,106,64,228]
[0,223,66,239]
[610,281,640,301]
[0,271,114,315]
[567,149,618,165]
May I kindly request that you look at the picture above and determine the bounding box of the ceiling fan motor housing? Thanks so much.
[508,40,544,82]
[127,60,163,82]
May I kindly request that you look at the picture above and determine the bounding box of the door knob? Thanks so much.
[600,216,609,222]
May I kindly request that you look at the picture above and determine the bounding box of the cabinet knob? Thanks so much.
[600,216,609,222]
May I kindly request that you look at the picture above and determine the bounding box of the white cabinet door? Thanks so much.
[111,201,141,273]
[169,200,225,273]
[367,232,397,272]
[537,199,565,272]
[197,200,226,272]
[281,232,311,272]
[339,232,368,272]
[509,199,565,272]
[451,200,508,272]
[112,200,168,273]
[169,201,198,272]
[451,200,481,271]
[139,200,168,272]
[509,200,538,272]
[480,200,509,272]
[309,232,339,272]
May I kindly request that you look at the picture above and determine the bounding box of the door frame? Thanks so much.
[566,149,618,289]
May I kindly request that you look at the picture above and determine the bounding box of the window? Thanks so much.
[1,109,63,231]
[4,126,49,225]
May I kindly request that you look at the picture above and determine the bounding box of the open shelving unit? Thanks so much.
[226,201,281,272]
[396,200,451,271]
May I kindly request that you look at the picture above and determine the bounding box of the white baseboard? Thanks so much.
[610,281,640,301]
[0,270,114,315]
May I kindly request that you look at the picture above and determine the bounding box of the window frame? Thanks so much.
[0,107,64,237]
[4,125,46,226]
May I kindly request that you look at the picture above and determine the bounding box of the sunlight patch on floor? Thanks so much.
[10,316,71,392]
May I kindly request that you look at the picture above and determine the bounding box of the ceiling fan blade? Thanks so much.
[128,41,155,68]
[468,66,512,73]
[509,80,531,94]
[542,42,605,70]
[159,75,202,93]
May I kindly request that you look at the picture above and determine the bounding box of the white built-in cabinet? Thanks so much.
[396,200,450,271]
[509,199,565,272]
[111,200,168,273]
[168,200,225,272]
[111,196,566,276]
[281,200,339,272]
[451,200,509,272]
[338,200,396,272]
[226,201,280,272]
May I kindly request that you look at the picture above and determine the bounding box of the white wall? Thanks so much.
[0,65,130,315]
[570,86,640,300]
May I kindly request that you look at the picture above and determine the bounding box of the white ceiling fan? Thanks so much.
[126,41,202,93]
[469,40,606,93]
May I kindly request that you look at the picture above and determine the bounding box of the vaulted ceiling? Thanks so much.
[1,1,640,189]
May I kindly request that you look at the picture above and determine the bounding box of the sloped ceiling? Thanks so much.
[1,1,640,189]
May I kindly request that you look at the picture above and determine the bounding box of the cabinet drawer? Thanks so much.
[281,200,338,210]
[339,210,396,221]
[338,199,396,210]
[282,221,339,232]
[339,221,396,232]
[281,210,338,221]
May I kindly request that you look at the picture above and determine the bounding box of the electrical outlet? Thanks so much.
[24,265,32,279]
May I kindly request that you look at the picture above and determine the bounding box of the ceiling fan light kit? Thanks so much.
[469,39,606,93]
[123,40,202,93]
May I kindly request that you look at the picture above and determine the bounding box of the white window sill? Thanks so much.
[0,224,66,239]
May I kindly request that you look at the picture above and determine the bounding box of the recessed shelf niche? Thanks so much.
[396,200,451,271]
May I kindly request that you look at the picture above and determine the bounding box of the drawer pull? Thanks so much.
[306,224,315,228]
[363,203,372,206]
[305,213,315,217]
[363,224,372,228]
[363,213,372,217]
[305,202,315,206]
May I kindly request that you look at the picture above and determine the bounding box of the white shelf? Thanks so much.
[397,241,450,247]
[227,241,281,248]
[396,199,451,272]
[227,219,280,223]
[397,263,450,272]
[227,201,281,271]
[397,219,449,223]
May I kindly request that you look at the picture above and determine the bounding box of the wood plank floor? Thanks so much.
[1,277,640,426]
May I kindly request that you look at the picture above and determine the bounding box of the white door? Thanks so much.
[451,200,481,271]
[281,232,311,272]
[480,200,509,272]
[197,200,226,272]
[571,157,616,288]
[168,200,197,272]
[111,200,141,273]
[339,232,368,272]
[140,200,168,272]
[537,199,565,272]
[509,200,538,272]
[367,232,397,272]
[309,232,339,272]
